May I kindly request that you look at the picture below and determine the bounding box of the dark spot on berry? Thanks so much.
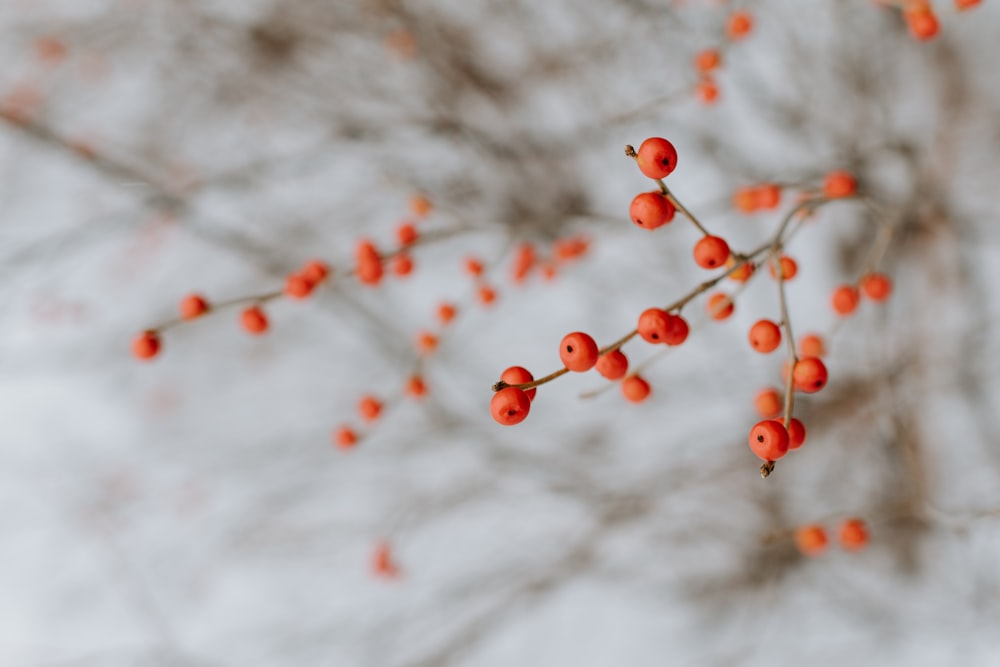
[566,345,574,353]
[757,434,765,443]
[507,409,516,416]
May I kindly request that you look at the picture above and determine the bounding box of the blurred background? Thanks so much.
[2,0,999,665]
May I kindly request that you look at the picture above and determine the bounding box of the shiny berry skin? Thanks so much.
[559,332,599,372]
[839,518,869,551]
[491,387,531,425]
[831,285,860,316]
[748,420,790,461]
[334,426,357,449]
[793,357,828,393]
[693,235,730,269]
[823,170,857,198]
[637,308,671,344]
[798,333,826,358]
[860,273,893,301]
[285,273,314,299]
[635,137,678,180]
[777,417,806,450]
[500,366,536,401]
[132,330,161,360]
[754,387,782,418]
[706,292,734,320]
[621,375,651,402]
[795,524,828,556]
[359,395,382,422]
[768,255,798,281]
[727,11,753,40]
[595,349,629,380]
[748,319,782,353]
[629,192,675,230]
[662,314,690,346]
[240,306,269,335]
[179,294,209,320]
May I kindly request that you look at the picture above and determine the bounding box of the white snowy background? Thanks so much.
[1,1,999,665]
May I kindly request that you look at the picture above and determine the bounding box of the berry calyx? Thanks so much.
[693,235,730,269]
[860,272,893,301]
[793,357,828,393]
[831,284,860,316]
[179,294,209,320]
[635,137,679,180]
[777,417,807,450]
[132,330,161,360]
[491,386,531,425]
[621,375,651,402]
[795,524,828,556]
[559,331,599,372]
[240,306,269,335]
[629,192,676,230]
[748,419,790,461]
[500,366,536,401]
[839,518,869,551]
[748,319,782,354]
[596,349,629,380]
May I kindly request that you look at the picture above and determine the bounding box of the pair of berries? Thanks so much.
[796,518,869,556]
[629,137,679,230]
[747,417,807,462]
[831,273,893,315]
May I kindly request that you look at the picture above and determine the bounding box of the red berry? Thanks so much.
[727,256,755,282]
[410,194,432,218]
[416,331,438,356]
[301,260,330,284]
[662,313,690,346]
[437,302,457,324]
[491,386,531,425]
[392,252,414,277]
[727,11,753,40]
[372,541,400,578]
[860,273,892,301]
[956,0,981,9]
[824,170,857,198]
[621,375,651,402]
[132,330,161,360]
[559,332,599,372]
[334,426,358,449]
[754,183,781,210]
[396,222,418,246]
[748,319,782,353]
[831,284,860,316]
[477,284,497,306]
[635,137,678,180]
[777,417,807,450]
[693,235,730,269]
[285,273,314,299]
[706,292,734,320]
[733,186,758,214]
[179,293,209,320]
[629,192,675,230]
[359,395,382,422]
[839,518,869,551]
[748,419,790,461]
[798,333,826,358]
[596,349,629,380]
[694,49,721,73]
[768,255,798,281]
[793,357,828,393]
[405,375,427,399]
[795,524,828,556]
[637,308,671,344]
[500,366,536,401]
[356,240,384,286]
[696,78,719,105]
[465,257,484,277]
[240,306,268,335]
[905,7,939,40]
[754,387,783,418]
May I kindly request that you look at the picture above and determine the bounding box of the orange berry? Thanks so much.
[410,194,432,218]
[727,11,753,40]
[662,313,690,346]
[179,293,209,320]
[596,349,629,380]
[629,192,675,230]
[511,242,536,282]
[405,375,427,399]
[754,387,783,418]
[334,426,358,449]
[706,292,734,320]
[35,36,68,65]
[621,374,651,402]
[637,308,671,344]
[554,236,589,261]
[754,183,781,210]
[477,284,497,305]
[635,137,679,180]
[823,170,857,198]
[359,395,382,422]
[955,0,981,10]
[500,366,536,401]
[132,330,161,360]
[776,417,806,450]
[726,256,755,282]
[733,186,758,214]
[491,386,531,425]
[416,331,438,356]
[301,259,330,284]
[240,306,268,335]
[560,331,599,372]
[748,420,790,461]
[748,319,782,353]
[860,272,892,301]
[795,524,828,556]
[356,240,384,286]
[768,255,798,281]
[695,49,721,73]
[437,302,457,324]
[793,357,828,393]
[285,272,315,299]
[396,222,418,246]
[693,235,730,269]
[465,257,484,277]
[696,77,719,105]
[798,333,826,358]
[831,284,860,316]
[905,7,939,40]
[372,541,400,577]
[392,252,414,277]
[839,518,869,551]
